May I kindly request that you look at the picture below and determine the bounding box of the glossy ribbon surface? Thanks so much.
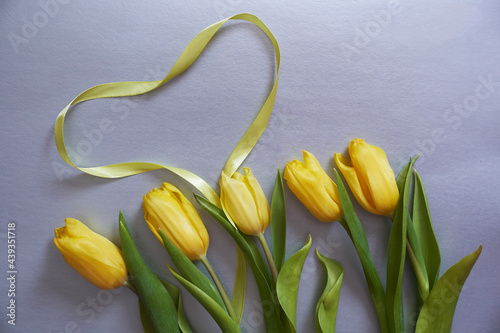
[54,13,280,206]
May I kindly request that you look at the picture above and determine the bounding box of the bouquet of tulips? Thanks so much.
[54,139,481,333]
[52,14,480,333]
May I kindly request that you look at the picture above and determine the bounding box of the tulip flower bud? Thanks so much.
[54,218,128,290]
[335,138,399,216]
[284,151,342,222]
[143,183,209,260]
[219,168,271,236]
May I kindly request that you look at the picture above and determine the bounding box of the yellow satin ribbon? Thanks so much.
[54,13,280,207]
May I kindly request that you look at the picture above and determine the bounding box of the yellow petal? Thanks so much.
[349,139,399,215]
[221,171,261,235]
[163,183,210,253]
[335,152,378,215]
[284,151,342,222]
[54,218,127,289]
[337,139,400,216]
[243,168,271,232]
[143,184,209,260]
[219,169,270,236]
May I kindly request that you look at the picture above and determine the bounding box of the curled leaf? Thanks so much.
[276,235,312,332]
[315,250,344,333]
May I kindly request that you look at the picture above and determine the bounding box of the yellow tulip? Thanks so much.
[284,151,342,222]
[219,168,271,236]
[335,138,399,216]
[143,183,209,260]
[54,218,127,290]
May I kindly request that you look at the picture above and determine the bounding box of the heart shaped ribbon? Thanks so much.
[54,13,280,206]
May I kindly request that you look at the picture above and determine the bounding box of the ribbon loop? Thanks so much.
[54,13,280,206]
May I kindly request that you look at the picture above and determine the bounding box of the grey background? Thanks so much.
[1,0,499,332]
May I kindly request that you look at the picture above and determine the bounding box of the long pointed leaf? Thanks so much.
[158,278,193,333]
[334,169,388,333]
[386,157,417,333]
[140,285,192,333]
[271,168,287,273]
[232,246,246,323]
[413,170,441,290]
[276,235,312,332]
[126,234,192,332]
[159,230,225,310]
[396,159,430,304]
[415,245,482,333]
[118,212,179,333]
[135,273,193,333]
[168,265,241,333]
[315,250,344,333]
[396,159,411,192]
[139,299,155,333]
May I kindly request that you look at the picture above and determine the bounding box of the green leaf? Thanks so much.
[315,250,344,333]
[195,195,285,333]
[412,170,441,291]
[276,235,312,332]
[406,214,430,304]
[126,233,192,332]
[168,265,241,333]
[386,157,417,333]
[176,294,192,333]
[118,212,179,333]
[158,279,193,333]
[271,168,287,273]
[158,230,225,310]
[333,169,388,333]
[139,282,192,333]
[139,299,155,333]
[415,245,482,333]
[232,246,246,323]
[396,159,431,304]
[396,158,411,192]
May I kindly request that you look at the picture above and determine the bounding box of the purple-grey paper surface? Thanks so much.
[1,1,499,332]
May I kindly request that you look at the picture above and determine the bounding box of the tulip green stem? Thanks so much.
[257,234,279,284]
[200,256,239,322]
[387,215,430,303]
[124,279,138,296]
[406,241,430,301]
